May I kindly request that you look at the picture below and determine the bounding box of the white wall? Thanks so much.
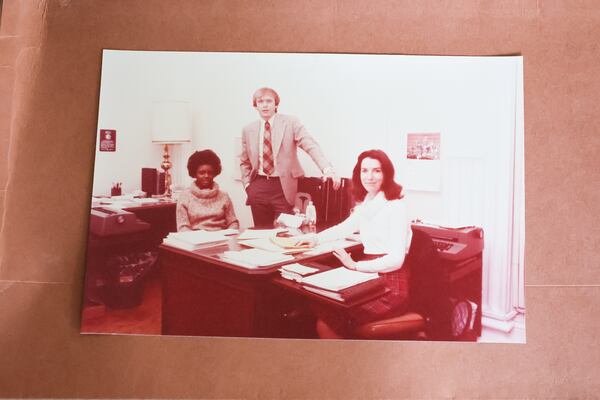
[95,51,520,229]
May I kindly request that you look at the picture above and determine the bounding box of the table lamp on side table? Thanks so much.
[151,101,192,198]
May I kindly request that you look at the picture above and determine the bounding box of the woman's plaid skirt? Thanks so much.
[314,254,410,337]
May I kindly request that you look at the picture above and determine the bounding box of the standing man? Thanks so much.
[240,87,341,228]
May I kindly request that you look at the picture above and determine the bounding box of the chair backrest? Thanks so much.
[353,227,436,339]
[405,227,443,315]
[297,177,354,228]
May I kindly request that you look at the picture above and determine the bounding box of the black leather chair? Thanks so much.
[353,229,438,340]
[354,312,426,339]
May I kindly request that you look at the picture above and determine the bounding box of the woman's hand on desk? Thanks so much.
[332,247,358,271]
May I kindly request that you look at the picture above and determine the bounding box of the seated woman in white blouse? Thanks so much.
[297,149,412,339]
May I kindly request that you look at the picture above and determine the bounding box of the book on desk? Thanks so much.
[300,267,385,302]
[278,263,320,282]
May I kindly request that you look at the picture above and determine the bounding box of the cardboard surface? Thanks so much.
[2,283,599,398]
[1,0,599,397]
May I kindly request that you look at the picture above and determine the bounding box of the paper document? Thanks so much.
[276,213,304,229]
[237,228,286,240]
[301,267,379,292]
[166,230,228,244]
[222,248,294,268]
[162,238,225,252]
[99,201,137,210]
[132,198,160,204]
[162,229,230,251]
[216,228,239,236]
[240,238,309,254]
[239,238,287,253]
[279,263,320,282]
[270,236,312,250]
[280,263,319,275]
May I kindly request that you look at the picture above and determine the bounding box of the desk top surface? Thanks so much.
[159,238,380,309]
[92,197,176,211]
[159,238,363,276]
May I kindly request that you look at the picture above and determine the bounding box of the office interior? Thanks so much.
[83,51,525,343]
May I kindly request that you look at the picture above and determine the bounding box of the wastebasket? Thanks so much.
[101,250,158,309]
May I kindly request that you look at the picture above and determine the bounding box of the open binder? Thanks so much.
[301,267,385,302]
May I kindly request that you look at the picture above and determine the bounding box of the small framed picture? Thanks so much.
[407,132,440,160]
[99,129,116,152]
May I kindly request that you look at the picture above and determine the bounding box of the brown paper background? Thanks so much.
[1,0,599,398]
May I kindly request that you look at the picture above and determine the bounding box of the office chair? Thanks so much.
[352,229,437,340]
[353,312,426,339]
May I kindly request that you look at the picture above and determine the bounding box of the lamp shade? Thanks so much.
[151,101,192,144]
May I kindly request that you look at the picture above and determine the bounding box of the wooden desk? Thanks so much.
[84,200,177,308]
[160,239,363,338]
[160,228,483,341]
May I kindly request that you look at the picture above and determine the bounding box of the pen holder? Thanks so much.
[111,187,122,196]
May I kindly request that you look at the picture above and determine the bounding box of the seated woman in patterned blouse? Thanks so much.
[176,149,239,232]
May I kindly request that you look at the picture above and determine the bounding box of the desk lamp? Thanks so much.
[151,101,192,197]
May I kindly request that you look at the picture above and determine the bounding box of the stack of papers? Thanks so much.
[221,248,294,268]
[302,267,378,291]
[301,267,382,302]
[162,230,231,251]
[278,263,320,282]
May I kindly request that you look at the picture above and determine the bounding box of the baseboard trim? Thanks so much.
[482,316,514,333]
[479,310,526,343]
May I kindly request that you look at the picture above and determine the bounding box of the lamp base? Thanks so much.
[160,144,173,198]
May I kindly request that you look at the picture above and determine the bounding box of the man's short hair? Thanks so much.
[252,87,280,107]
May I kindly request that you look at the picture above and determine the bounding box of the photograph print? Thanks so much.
[82,51,525,343]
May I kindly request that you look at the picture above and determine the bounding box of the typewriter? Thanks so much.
[89,207,150,237]
[411,221,484,262]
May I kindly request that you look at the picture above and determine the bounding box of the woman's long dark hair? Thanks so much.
[351,149,403,202]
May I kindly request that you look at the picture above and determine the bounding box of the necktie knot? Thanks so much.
[265,121,271,131]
